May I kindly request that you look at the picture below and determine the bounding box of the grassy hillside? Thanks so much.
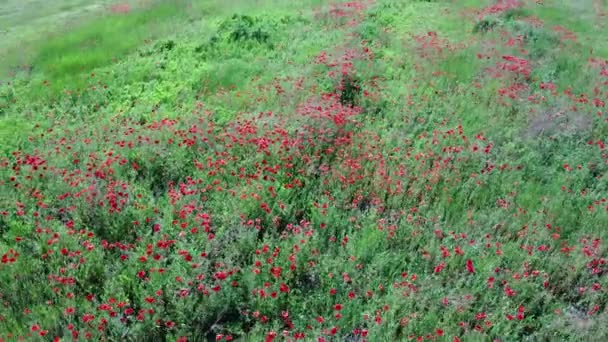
[1,0,607,341]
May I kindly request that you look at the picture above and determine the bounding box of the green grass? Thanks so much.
[32,2,183,77]
[0,0,129,76]
[3,1,192,100]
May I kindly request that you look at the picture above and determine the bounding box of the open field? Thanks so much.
[1,0,608,340]
[1,0,131,74]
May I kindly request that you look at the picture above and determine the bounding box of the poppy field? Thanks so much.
[1,0,607,340]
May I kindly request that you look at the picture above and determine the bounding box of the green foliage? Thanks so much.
[219,14,273,44]
[473,18,499,33]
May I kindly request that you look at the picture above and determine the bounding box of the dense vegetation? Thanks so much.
[1,0,607,340]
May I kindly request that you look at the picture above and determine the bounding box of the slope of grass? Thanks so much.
[0,0,134,76]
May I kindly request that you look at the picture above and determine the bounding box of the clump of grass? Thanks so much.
[473,18,498,33]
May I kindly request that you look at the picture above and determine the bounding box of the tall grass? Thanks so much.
[29,2,186,94]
